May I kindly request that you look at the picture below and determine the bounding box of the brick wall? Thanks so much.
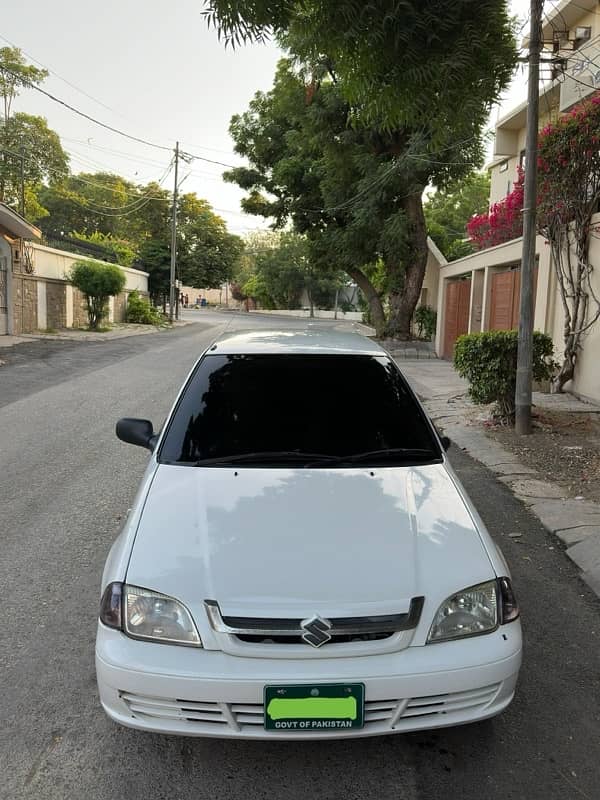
[113,292,127,323]
[46,282,66,329]
[9,274,137,333]
[72,287,89,328]
[12,275,37,334]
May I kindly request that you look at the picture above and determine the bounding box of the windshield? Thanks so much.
[158,353,441,467]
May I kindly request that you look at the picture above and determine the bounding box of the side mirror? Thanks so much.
[116,418,156,451]
[440,435,451,451]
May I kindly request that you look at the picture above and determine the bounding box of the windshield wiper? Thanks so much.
[192,451,342,466]
[311,448,439,466]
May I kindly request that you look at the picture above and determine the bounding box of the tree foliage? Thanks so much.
[37,173,168,240]
[424,172,490,261]
[69,259,126,330]
[0,46,47,121]
[0,48,67,214]
[0,113,69,213]
[176,193,243,289]
[204,1,516,136]
[240,230,343,310]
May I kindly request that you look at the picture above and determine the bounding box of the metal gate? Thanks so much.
[443,277,471,359]
[0,255,8,335]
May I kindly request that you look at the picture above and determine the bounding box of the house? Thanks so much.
[434,0,600,404]
[0,202,148,335]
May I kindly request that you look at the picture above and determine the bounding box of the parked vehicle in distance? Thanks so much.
[96,328,522,739]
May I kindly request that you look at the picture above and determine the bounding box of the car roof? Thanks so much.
[209,328,386,356]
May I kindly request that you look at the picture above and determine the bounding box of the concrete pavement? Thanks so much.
[399,358,600,598]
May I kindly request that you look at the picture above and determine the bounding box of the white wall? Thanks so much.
[249,309,364,321]
[30,243,148,293]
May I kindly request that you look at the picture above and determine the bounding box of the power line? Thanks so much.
[1,65,241,170]
[0,35,246,161]
[0,66,173,151]
[0,33,120,116]
[0,144,175,206]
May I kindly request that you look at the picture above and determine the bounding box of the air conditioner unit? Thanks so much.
[574,26,592,42]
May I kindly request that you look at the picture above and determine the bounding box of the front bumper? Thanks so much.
[96,623,522,739]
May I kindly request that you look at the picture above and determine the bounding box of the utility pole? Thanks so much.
[169,141,180,324]
[515,0,544,435]
[19,150,25,217]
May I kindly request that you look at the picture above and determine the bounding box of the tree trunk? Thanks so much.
[384,190,428,340]
[347,268,386,336]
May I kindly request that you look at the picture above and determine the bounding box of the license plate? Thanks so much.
[264,683,365,731]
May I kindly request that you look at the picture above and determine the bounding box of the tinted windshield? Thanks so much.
[159,354,441,466]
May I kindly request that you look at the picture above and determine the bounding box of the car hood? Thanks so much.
[126,464,495,620]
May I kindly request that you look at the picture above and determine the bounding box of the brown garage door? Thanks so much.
[443,278,471,359]
[489,267,537,331]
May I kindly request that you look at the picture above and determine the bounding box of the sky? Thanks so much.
[3,0,530,235]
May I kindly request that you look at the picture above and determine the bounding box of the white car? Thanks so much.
[96,329,522,739]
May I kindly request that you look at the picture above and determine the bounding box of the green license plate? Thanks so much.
[264,683,365,731]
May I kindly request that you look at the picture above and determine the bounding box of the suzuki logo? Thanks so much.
[301,614,333,648]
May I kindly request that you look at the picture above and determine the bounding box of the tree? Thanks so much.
[225,61,491,336]
[424,172,491,261]
[137,238,171,305]
[0,113,68,213]
[176,193,243,288]
[0,48,68,214]
[207,3,516,337]
[0,46,47,121]
[69,260,126,330]
[243,231,310,309]
[37,172,157,240]
[70,231,137,267]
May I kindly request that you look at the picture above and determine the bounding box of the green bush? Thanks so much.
[414,305,437,340]
[454,330,555,420]
[125,290,165,325]
[70,260,126,330]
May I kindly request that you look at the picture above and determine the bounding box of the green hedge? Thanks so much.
[454,329,555,420]
[125,290,165,325]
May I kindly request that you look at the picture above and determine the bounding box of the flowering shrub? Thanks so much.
[466,166,524,249]
[537,93,600,231]
[465,91,600,390]
[536,92,600,390]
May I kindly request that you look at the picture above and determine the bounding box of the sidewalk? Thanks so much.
[0,321,192,350]
[398,358,600,598]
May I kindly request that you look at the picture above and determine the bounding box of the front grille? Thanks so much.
[235,632,393,645]
[120,683,501,733]
[205,597,424,648]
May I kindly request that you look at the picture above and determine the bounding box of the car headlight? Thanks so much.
[100,582,202,647]
[427,580,499,643]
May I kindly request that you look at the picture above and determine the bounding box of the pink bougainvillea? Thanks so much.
[466,166,524,250]
[468,90,600,252]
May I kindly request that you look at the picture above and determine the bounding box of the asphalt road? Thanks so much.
[2,311,600,800]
